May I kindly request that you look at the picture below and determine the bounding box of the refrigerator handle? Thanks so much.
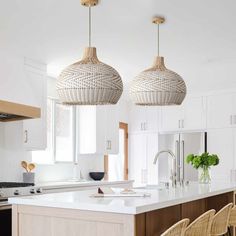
[182,140,185,180]
[175,140,180,182]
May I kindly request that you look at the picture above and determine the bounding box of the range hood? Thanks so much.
[0,100,41,122]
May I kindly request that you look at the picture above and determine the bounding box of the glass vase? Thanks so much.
[199,166,211,184]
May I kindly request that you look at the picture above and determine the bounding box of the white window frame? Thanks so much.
[32,97,77,164]
[53,98,77,164]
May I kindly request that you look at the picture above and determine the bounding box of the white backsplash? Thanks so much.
[0,121,104,183]
[35,156,104,182]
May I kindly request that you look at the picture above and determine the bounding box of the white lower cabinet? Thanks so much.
[129,133,158,186]
[129,133,146,186]
[207,129,235,182]
[23,60,47,150]
[78,106,119,155]
[146,133,159,184]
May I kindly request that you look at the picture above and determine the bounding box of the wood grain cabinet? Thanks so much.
[138,192,234,236]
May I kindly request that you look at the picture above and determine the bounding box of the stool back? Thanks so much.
[161,218,190,236]
[211,203,233,236]
[185,209,215,236]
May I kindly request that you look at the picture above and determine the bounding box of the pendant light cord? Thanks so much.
[157,24,160,56]
[89,5,92,47]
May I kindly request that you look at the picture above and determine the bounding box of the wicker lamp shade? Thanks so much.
[130,56,186,106]
[130,16,187,106]
[57,47,123,105]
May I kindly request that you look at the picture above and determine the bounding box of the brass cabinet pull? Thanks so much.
[24,130,28,143]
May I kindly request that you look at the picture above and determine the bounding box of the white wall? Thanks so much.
[0,75,130,183]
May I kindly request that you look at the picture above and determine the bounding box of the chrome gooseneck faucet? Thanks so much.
[153,150,177,188]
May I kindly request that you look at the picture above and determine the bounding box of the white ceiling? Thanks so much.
[1,0,236,92]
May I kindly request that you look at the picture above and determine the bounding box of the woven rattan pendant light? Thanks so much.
[57,0,123,105]
[130,17,186,106]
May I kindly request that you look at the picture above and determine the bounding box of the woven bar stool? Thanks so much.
[227,205,236,236]
[184,209,216,236]
[160,218,190,236]
[211,203,233,236]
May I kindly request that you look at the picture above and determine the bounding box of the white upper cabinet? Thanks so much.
[161,105,184,132]
[104,106,119,154]
[146,133,159,184]
[207,93,235,129]
[77,106,98,154]
[183,96,206,130]
[129,133,147,186]
[145,107,159,132]
[129,105,159,133]
[0,54,38,105]
[23,60,47,150]
[160,96,206,132]
[77,106,119,155]
[0,54,47,150]
[129,105,147,132]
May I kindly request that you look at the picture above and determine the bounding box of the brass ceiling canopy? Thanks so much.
[81,0,98,6]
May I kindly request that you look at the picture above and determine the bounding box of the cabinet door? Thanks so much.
[23,65,47,150]
[0,53,27,104]
[183,97,206,130]
[146,133,159,184]
[129,105,147,132]
[231,94,236,126]
[161,106,183,132]
[77,106,97,154]
[207,94,233,129]
[208,129,234,182]
[145,107,159,132]
[104,106,119,155]
[129,134,147,186]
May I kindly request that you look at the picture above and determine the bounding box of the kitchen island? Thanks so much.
[9,182,236,236]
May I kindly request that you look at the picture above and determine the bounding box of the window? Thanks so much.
[32,98,76,164]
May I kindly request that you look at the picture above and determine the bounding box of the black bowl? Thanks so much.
[89,172,105,181]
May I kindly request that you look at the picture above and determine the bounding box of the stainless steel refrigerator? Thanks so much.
[158,132,207,183]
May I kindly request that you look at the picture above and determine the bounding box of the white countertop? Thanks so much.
[9,181,236,215]
[35,180,133,190]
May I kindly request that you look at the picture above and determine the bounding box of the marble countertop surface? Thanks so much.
[34,180,134,189]
[9,181,236,215]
